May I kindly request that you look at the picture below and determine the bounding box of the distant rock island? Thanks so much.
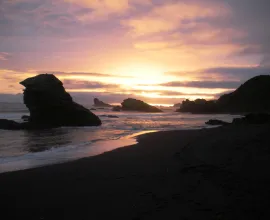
[93,98,112,107]
[178,75,270,114]
[0,74,101,130]
[113,98,162,112]
[173,103,181,108]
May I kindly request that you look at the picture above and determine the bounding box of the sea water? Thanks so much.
[0,104,240,173]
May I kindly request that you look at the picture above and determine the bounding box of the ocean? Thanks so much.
[0,103,240,173]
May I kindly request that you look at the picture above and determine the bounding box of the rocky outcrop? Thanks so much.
[100,115,119,118]
[173,103,181,108]
[21,115,30,121]
[206,113,270,127]
[112,106,122,112]
[217,75,270,113]
[21,74,101,127]
[121,98,162,112]
[205,119,230,126]
[93,98,111,107]
[178,75,270,114]
[232,113,270,125]
[0,119,24,130]
[178,99,217,113]
[0,74,101,130]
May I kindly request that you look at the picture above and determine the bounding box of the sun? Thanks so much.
[112,63,171,86]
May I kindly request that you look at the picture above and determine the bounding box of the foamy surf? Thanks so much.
[0,107,241,173]
[0,136,137,173]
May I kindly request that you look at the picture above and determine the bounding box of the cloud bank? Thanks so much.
[0,0,269,104]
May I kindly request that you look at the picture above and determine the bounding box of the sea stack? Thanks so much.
[121,98,162,112]
[93,98,112,107]
[19,74,101,128]
[178,75,270,114]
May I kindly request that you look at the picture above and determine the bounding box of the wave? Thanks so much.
[0,109,241,173]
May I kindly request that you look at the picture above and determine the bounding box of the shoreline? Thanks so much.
[1,124,270,219]
[0,130,159,174]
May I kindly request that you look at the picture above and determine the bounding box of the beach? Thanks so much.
[1,124,270,219]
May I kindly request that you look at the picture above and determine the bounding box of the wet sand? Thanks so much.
[1,124,270,219]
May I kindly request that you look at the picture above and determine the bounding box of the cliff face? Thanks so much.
[178,75,270,114]
[20,74,101,128]
[217,75,270,112]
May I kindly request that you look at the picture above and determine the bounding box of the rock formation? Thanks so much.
[173,103,181,108]
[178,75,270,114]
[206,113,270,127]
[112,106,122,112]
[0,74,101,130]
[217,75,270,113]
[100,115,119,118]
[21,115,30,121]
[178,99,217,113]
[0,119,24,130]
[93,98,111,107]
[121,98,162,112]
[232,113,270,125]
[205,119,230,126]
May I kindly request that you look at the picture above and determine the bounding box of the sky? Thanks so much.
[0,0,270,105]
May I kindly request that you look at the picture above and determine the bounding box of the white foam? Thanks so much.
[0,110,242,174]
[0,137,137,173]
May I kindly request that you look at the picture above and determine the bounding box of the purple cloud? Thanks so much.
[62,79,119,90]
[0,0,270,104]
[0,52,11,61]
[161,81,241,89]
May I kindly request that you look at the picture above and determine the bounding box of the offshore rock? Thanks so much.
[232,113,270,125]
[19,74,101,128]
[112,106,122,112]
[178,75,270,114]
[0,119,23,130]
[205,119,230,126]
[93,98,111,107]
[121,98,162,113]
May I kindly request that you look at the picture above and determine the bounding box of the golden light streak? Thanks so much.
[139,92,215,100]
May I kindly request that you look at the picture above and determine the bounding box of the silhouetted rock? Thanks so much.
[232,113,270,125]
[0,74,102,130]
[217,75,270,113]
[21,115,30,121]
[18,74,101,128]
[178,75,270,114]
[93,98,111,107]
[112,106,122,112]
[205,119,230,126]
[121,98,162,112]
[178,99,218,113]
[0,119,23,130]
[173,103,181,108]
[100,115,119,118]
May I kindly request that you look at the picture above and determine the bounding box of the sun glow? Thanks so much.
[140,92,215,100]
[133,85,232,95]
[111,63,175,85]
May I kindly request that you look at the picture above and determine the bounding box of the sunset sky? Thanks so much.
[0,0,269,105]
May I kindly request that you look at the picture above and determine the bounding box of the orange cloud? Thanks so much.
[132,24,250,71]
[132,41,252,72]
[66,0,151,22]
[123,1,231,36]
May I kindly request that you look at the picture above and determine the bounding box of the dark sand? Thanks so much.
[1,124,270,219]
